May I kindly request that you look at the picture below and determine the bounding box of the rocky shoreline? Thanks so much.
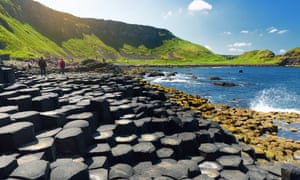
[0,63,299,179]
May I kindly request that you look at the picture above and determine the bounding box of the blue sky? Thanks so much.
[33,0,300,55]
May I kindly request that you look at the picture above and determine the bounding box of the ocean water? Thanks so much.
[144,66,300,113]
[143,66,300,140]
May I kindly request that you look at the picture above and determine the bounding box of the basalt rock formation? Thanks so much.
[0,66,298,179]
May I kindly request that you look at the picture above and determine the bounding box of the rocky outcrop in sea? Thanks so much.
[0,64,299,179]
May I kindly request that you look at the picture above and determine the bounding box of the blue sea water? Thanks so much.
[144,66,300,113]
[143,66,300,140]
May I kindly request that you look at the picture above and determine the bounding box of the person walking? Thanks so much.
[57,58,66,74]
[38,57,47,76]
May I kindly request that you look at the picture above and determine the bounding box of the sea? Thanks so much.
[143,66,300,140]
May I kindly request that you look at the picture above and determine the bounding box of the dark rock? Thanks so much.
[160,135,183,159]
[18,87,41,98]
[7,95,32,111]
[0,155,18,179]
[208,77,222,80]
[198,143,219,160]
[114,119,137,135]
[0,112,11,127]
[88,143,111,157]
[66,112,97,132]
[213,81,238,87]
[133,142,157,162]
[133,161,153,175]
[10,111,41,132]
[90,97,111,124]
[158,161,189,179]
[36,128,62,139]
[178,132,199,155]
[147,71,165,77]
[54,127,87,156]
[115,134,138,145]
[178,160,201,177]
[87,156,109,170]
[64,120,93,145]
[0,91,19,106]
[17,152,46,165]
[0,105,18,114]
[40,110,66,129]
[139,132,164,147]
[219,144,241,156]
[220,170,249,180]
[50,161,89,180]
[32,93,59,112]
[156,147,175,159]
[89,168,108,180]
[10,160,50,180]
[111,144,134,165]
[216,155,243,170]
[109,163,134,179]
[93,130,115,145]
[198,161,223,172]
[0,122,35,152]
[18,137,56,162]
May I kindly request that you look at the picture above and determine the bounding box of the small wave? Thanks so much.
[249,87,300,114]
[145,72,200,84]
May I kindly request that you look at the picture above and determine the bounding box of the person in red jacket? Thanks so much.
[57,58,66,74]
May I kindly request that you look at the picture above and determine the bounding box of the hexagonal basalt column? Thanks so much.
[0,122,35,152]
[10,111,42,132]
[54,128,87,156]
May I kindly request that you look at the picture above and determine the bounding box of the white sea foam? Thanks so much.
[145,72,200,84]
[249,88,300,114]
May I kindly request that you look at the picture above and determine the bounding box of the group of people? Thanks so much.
[37,57,66,76]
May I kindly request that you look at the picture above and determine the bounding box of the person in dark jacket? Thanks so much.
[38,57,47,76]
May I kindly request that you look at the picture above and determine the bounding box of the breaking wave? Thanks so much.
[249,87,300,114]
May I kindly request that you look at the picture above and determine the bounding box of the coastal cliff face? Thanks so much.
[278,48,300,66]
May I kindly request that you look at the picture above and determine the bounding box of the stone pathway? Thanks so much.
[0,67,298,179]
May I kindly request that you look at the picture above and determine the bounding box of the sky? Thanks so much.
[33,0,300,55]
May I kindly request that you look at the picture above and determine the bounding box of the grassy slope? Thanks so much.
[117,38,228,65]
[0,13,67,58]
[62,34,121,60]
[228,49,281,65]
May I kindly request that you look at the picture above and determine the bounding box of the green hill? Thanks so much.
[0,0,221,63]
[229,49,281,65]
[0,0,298,66]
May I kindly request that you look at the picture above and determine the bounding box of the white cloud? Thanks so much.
[228,48,244,53]
[267,26,278,33]
[278,29,288,34]
[229,42,252,47]
[188,0,212,12]
[267,26,288,34]
[240,30,249,34]
[223,31,232,35]
[279,49,287,54]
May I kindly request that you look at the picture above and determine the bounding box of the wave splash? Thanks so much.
[249,87,300,114]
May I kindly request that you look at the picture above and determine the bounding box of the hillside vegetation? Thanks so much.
[0,0,299,66]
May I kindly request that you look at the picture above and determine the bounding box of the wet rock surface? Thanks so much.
[0,66,296,179]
